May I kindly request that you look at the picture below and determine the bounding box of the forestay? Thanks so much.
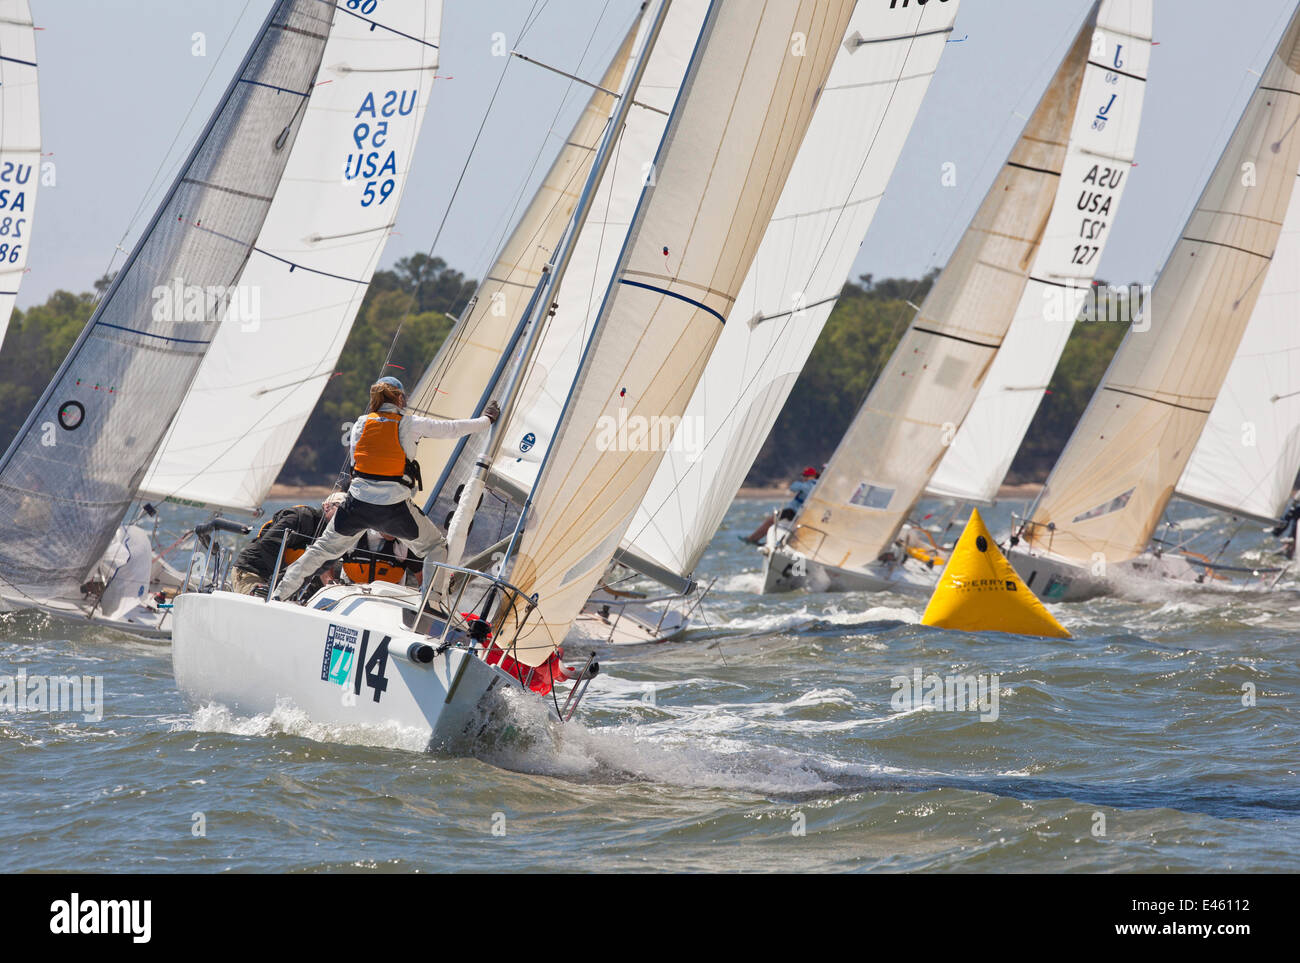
[1024,8,1300,564]
[927,0,1150,506]
[785,5,1098,574]
[503,0,857,664]
[140,1,442,515]
[0,0,332,600]
[623,0,959,580]
[420,0,704,564]
[0,0,39,351]
[1175,161,1300,524]
[407,12,643,498]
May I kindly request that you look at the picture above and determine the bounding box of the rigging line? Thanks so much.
[98,0,255,298]
[1151,2,1295,293]
[622,13,943,549]
[628,3,1106,552]
[374,0,550,380]
[831,0,1105,434]
[414,0,619,401]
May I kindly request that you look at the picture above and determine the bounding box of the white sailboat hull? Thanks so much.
[570,586,690,646]
[1005,543,1216,603]
[759,542,939,597]
[172,589,532,752]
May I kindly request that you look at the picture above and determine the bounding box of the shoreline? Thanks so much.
[734,481,1043,501]
[269,481,1046,502]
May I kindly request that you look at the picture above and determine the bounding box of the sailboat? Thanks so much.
[139,1,443,519]
[0,0,334,633]
[595,0,961,642]
[761,0,1151,597]
[1172,164,1300,538]
[412,0,955,648]
[0,0,40,351]
[1008,2,1300,602]
[171,0,858,749]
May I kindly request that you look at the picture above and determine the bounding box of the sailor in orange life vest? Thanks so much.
[271,376,499,600]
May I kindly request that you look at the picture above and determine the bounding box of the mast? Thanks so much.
[784,2,1103,576]
[408,8,646,511]
[497,0,859,663]
[0,0,333,600]
[926,0,1151,506]
[139,1,444,516]
[622,0,961,584]
[1023,3,1300,565]
[435,0,674,575]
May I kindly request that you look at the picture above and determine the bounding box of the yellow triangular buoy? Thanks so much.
[921,508,1069,638]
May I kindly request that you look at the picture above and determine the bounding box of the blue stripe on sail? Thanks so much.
[92,322,212,346]
[617,278,727,325]
[0,55,37,68]
[239,78,310,98]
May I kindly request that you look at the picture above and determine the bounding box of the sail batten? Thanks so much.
[0,0,333,599]
[0,0,40,351]
[139,1,443,515]
[787,1,1125,573]
[406,13,646,505]
[622,0,960,580]
[927,3,1150,514]
[1025,5,1300,564]
[1174,165,1300,522]
[501,0,858,663]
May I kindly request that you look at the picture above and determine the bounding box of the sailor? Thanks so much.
[339,530,423,586]
[271,376,498,600]
[1272,493,1300,559]
[229,493,346,596]
[744,466,820,544]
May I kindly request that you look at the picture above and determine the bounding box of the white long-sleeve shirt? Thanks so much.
[348,403,490,505]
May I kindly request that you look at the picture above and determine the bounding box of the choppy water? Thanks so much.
[1,497,1297,872]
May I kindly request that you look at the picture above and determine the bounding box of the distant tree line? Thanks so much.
[0,262,1133,490]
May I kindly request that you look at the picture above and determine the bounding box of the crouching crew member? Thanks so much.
[229,492,347,595]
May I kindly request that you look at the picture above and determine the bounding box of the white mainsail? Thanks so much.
[622,0,960,581]
[0,0,39,350]
[926,0,1150,505]
[785,3,1103,575]
[0,0,332,601]
[419,0,706,563]
[1023,6,1300,565]
[140,2,442,515]
[407,11,643,498]
[1174,165,1300,523]
[501,0,857,664]
[486,2,705,502]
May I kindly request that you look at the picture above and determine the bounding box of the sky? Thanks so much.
[17,0,1300,309]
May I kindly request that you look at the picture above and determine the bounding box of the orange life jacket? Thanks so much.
[342,538,406,585]
[256,507,307,564]
[352,411,407,483]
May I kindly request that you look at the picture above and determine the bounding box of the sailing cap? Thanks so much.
[802,466,819,478]
[376,375,405,392]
